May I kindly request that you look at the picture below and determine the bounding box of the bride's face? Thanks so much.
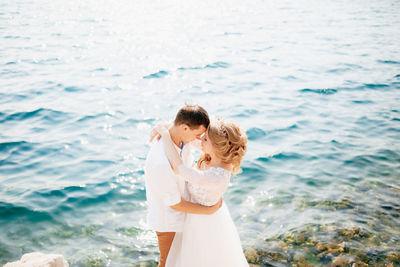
[200,131,214,155]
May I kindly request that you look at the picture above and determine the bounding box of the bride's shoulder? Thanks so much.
[197,162,231,177]
[207,166,231,177]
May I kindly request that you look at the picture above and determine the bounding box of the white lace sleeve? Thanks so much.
[177,165,229,186]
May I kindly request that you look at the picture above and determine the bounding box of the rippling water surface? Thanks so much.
[1,0,399,266]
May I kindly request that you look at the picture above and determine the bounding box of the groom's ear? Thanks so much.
[180,124,190,132]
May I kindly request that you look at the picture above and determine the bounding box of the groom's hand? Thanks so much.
[218,197,223,209]
[209,198,223,214]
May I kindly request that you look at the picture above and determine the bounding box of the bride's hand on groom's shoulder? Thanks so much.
[149,129,161,143]
[149,121,171,142]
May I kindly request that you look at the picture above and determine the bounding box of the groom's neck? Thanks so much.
[169,126,182,147]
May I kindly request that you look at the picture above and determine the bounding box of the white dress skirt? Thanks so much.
[166,166,249,267]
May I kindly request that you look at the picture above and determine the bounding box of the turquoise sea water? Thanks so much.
[1,0,399,266]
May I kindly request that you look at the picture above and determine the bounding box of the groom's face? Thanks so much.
[181,124,207,143]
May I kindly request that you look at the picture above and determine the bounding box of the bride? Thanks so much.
[153,119,249,267]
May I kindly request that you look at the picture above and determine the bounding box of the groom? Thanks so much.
[144,104,221,267]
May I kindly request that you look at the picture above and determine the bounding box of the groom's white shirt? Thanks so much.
[144,139,194,232]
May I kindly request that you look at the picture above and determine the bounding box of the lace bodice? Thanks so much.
[178,165,231,206]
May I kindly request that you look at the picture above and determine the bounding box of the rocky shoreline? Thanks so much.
[244,225,399,267]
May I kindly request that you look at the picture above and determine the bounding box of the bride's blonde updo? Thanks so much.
[197,119,247,175]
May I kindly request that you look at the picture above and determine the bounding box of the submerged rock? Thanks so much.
[331,254,367,267]
[244,248,259,263]
[4,252,69,267]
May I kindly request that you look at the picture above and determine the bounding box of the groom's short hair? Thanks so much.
[174,105,210,129]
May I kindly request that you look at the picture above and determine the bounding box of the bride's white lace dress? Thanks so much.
[166,165,249,267]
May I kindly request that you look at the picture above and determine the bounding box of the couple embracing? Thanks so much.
[144,105,249,267]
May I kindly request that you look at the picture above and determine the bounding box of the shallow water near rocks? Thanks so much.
[1,0,399,266]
